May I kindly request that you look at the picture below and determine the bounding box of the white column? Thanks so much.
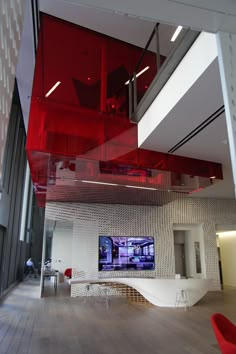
[19,162,30,241]
[40,218,48,297]
[217,32,236,198]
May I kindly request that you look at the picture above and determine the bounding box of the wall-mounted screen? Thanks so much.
[99,236,155,271]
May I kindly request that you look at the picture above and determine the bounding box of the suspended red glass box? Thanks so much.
[26,14,223,206]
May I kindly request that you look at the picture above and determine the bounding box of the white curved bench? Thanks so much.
[70,277,211,307]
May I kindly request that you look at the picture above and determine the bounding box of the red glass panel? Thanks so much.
[26,14,223,206]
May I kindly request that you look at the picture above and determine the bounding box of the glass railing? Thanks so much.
[128,23,200,122]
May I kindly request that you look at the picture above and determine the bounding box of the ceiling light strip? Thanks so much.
[125,185,157,190]
[216,231,236,237]
[171,26,183,42]
[68,180,189,193]
[45,81,61,97]
[81,180,157,190]
[81,180,119,186]
[125,66,150,85]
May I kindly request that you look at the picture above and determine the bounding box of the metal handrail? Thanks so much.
[128,23,200,122]
[128,23,160,121]
[135,23,159,73]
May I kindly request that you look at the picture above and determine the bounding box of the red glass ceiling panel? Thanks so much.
[26,13,223,207]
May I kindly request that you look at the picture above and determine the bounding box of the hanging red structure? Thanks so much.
[26,14,223,206]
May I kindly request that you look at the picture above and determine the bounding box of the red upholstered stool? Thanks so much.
[211,313,236,354]
[64,268,72,279]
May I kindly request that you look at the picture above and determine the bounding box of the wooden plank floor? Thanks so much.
[1,279,236,354]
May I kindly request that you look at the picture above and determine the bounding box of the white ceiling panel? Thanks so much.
[39,0,177,56]
[59,0,236,33]
[139,59,224,155]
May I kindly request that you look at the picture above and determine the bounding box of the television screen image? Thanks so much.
[99,236,155,271]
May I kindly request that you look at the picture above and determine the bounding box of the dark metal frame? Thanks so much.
[128,23,160,121]
[0,83,44,299]
[31,0,40,55]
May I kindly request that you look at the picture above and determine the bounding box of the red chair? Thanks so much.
[211,313,236,354]
[64,268,72,279]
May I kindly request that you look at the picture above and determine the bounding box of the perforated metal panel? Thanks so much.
[0,0,24,183]
[45,197,236,295]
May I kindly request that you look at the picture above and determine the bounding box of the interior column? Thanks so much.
[217,32,236,198]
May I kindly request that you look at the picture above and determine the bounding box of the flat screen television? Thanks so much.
[99,236,155,271]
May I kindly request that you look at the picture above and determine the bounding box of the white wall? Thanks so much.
[72,220,99,279]
[218,232,236,287]
[45,197,236,293]
[51,227,73,275]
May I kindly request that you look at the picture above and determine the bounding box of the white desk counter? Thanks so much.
[70,277,211,307]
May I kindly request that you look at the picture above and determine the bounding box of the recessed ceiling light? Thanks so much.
[45,81,61,97]
[125,66,150,85]
[125,185,157,190]
[81,180,118,186]
[171,26,183,42]
[81,181,162,190]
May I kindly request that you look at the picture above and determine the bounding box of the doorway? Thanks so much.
[174,231,186,277]
[217,246,223,289]
[216,225,236,288]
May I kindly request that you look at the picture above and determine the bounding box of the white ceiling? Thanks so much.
[39,0,177,56]
[140,57,234,199]
[172,110,234,199]
[57,0,236,33]
[140,59,224,157]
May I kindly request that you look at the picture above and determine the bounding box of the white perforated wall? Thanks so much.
[0,0,25,183]
[45,197,236,295]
